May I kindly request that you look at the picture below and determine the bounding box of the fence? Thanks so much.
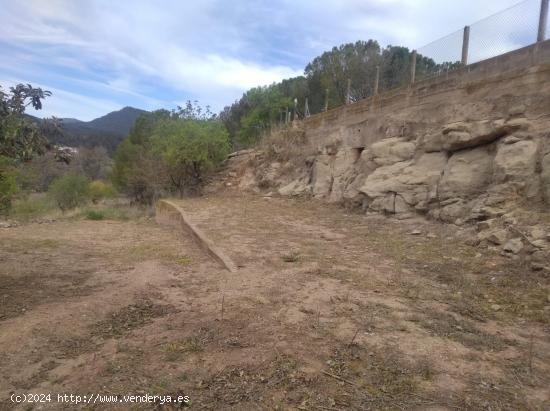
[282,0,549,122]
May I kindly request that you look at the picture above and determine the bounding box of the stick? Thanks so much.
[321,370,356,386]
[348,329,360,346]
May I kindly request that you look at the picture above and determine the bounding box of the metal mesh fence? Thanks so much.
[469,0,541,63]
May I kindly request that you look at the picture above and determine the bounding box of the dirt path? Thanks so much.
[0,195,549,410]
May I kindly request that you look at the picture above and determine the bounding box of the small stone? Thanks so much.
[503,238,523,254]
[426,233,437,239]
[487,229,509,245]
[530,262,545,271]
[409,229,422,235]
[502,136,521,144]
[490,304,501,311]
[477,219,497,232]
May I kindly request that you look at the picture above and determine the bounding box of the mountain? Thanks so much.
[40,106,147,154]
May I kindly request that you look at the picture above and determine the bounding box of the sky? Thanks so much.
[0,0,539,121]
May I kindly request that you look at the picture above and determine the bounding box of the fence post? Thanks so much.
[285,107,289,123]
[410,50,417,85]
[374,65,380,96]
[324,88,329,112]
[346,78,351,104]
[304,97,310,118]
[293,98,298,121]
[461,25,470,65]
[538,0,549,42]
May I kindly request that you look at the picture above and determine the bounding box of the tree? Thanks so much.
[0,83,53,214]
[0,84,53,161]
[112,103,228,202]
[151,118,230,195]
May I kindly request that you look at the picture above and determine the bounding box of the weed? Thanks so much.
[176,255,192,265]
[281,251,300,263]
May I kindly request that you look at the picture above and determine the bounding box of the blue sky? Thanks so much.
[0,0,534,120]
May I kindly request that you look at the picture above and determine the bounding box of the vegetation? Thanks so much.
[221,40,460,147]
[112,102,230,203]
[48,174,90,211]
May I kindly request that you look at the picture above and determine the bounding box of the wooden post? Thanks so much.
[410,50,417,85]
[461,25,470,65]
[538,0,549,42]
[374,65,380,96]
[324,88,329,112]
[293,98,298,121]
[346,78,351,104]
[304,98,310,118]
[285,107,289,123]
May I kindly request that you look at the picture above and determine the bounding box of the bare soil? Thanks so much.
[0,193,549,410]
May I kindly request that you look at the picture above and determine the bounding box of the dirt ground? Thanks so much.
[0,192,549,410]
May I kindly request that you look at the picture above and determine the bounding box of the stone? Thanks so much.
[486,229,509,245]
[502,136,520,144]
[529,227,546,241]
[329,149,361,203]
[370,137,415,166]
[502,238,523,254]
[439,147,492,201]
[278,178,309,197]
[423,120,506,152]
[311,154,333,198]
[359,152,446,210]
[477,219,497,232]
[409,229,422,235]
[490,304,501,311]
[493,140,537,184]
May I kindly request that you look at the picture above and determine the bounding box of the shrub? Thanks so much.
[89,180,116,203]
[86,210,105,220]
[48,174,90,211]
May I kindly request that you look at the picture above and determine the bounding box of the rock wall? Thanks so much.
[224,41,550,263]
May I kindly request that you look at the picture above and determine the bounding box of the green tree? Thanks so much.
[151,117,230,195]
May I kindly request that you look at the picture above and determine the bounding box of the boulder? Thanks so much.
[493,140,537,184]
[370,137,415,166]
[422,120,507,152]
[485,229,509,245]
[438,147,492,201]
[329,149,361,203]
[311,154,333,198]
[359,152,446,210]
[278,178,310,196]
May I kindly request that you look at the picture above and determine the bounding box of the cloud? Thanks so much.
[0,0,532,119]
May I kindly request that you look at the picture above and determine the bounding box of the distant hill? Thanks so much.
[29,106,147,154]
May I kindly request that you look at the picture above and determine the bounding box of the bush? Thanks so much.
[86,210,105,220]
[48,174,90,211]
[89,180,116,203]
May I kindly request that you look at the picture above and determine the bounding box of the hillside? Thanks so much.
[37,106,147,153]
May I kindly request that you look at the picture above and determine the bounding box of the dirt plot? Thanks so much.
[1,194,549,410]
